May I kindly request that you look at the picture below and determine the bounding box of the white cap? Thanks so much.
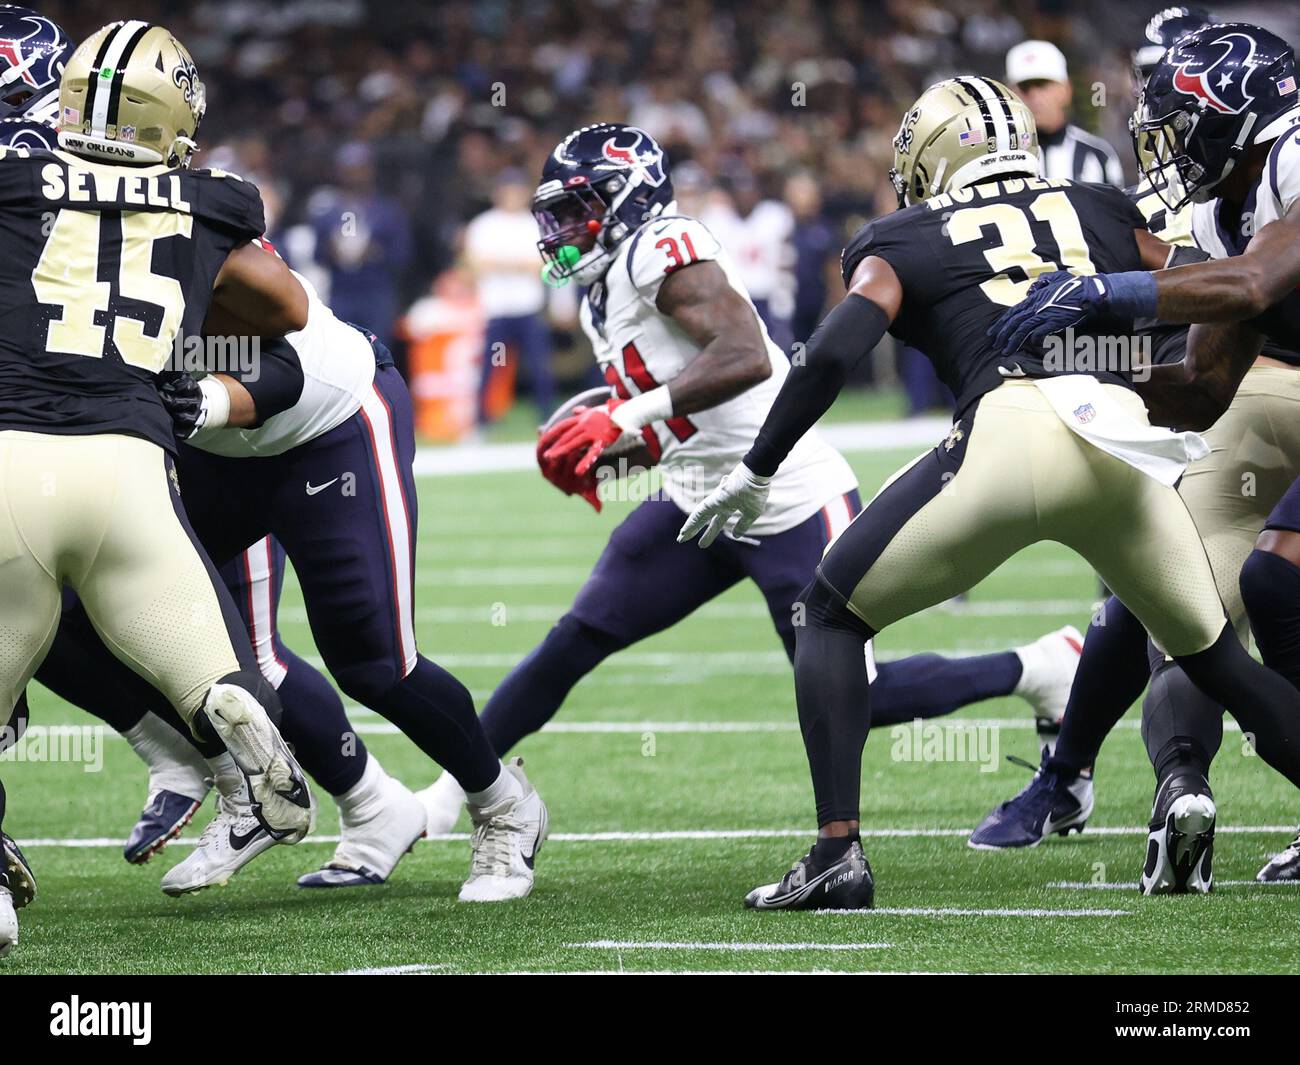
[1006,40,1069,86]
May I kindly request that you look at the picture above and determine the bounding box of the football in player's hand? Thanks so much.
[539,386,658,475]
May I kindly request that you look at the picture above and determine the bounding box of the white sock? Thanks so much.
[465,764,521,809]
[121,716,208,801]
[204,752,244,800]
[336,756,388,825]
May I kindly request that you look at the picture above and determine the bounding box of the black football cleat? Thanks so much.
[1,833,35,909]
[1256,826,1300,883]
[1140,770,1215,895]
[745,839,874,910]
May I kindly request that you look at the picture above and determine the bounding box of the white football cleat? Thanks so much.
[201,683,314,842]
[0,886,17,959]
[416,770,467,836]
[160,756,279,897]
[298,757,426,888]
[1014,625,1083,755]
[459,759,547,903]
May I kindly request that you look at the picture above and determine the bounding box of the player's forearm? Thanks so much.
[1154,216,1300,322]
[744,294,888,477]
[666,342,772,416]
[1153,257,1282,321]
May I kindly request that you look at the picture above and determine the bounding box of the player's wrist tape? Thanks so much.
[610,384,673,431]
[1103,271,1158,320]
[197,375,231,432]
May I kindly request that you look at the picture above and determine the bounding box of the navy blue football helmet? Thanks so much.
[0,114,53,149]
[1132,8,1217,86]
[1133,22,1299,210]
[533,123,674,286]
[0,5,71,124]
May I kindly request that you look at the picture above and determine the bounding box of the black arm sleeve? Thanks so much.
[744,294,891,477]
[231,335,305,427]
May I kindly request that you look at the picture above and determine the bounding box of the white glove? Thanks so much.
[677,462,772,548]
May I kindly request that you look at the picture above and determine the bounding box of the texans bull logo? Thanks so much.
[0,13,65,90]
[1171,31,1259,115]
[600,128,667,187]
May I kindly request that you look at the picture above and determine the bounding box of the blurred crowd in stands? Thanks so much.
[46,0,1300,433]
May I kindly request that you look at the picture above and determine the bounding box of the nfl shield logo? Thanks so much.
[120,125,136,142]
[1074,403,1096,424]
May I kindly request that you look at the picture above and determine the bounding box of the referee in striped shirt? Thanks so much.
[1006,40,1124,185]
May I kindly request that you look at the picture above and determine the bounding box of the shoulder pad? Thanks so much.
[1264,122,1300,217]
[624,215,722,295]
[185,167,265,240]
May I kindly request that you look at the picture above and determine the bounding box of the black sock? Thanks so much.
[1141,659,1222,783]
[479,616,623,754]
[1049,595,1150,775]
[373,657,501,793]
[1174,625,1300,788]
[794,576,874,826]
[812,833,859,864]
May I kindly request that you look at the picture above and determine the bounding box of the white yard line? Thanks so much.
[19,825,1297,848]
[323,963,447,975]
[568,941,890,952]
[825,907,1131,917]
[1047,880,1300,890]
[277,598,1093,625]
[411,419,952,477]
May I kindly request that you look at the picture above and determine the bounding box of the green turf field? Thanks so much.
[6,445,1299,974]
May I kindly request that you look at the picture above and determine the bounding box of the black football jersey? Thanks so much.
[841,176,1149,413]
[0,148,265,451]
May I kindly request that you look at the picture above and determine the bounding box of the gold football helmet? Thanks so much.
[889,77,1040,208]
[57,21,206,167]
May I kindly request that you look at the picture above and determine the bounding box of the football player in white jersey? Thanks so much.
[38,244,548,903]
[417,123,1084,831]
[991,22,1300,883]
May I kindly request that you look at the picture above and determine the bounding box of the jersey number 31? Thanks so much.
[945,190,1096,306]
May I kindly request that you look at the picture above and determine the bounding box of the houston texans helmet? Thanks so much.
[1132,8,1217,86]
[1133,22,1299,210]
[533,123,674,287]
[0,114,54,150]
[0,5,71,124]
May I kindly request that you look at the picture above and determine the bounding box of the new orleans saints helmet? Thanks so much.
[56,21,205,167]
[889,77,1040,208]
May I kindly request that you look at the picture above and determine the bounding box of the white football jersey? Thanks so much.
[579,213,858,536]
[190,269,376,457]
[1190,113,1300,259]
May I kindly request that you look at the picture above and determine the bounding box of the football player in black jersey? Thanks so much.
[0,20,317,953]
[681,76,1300,910]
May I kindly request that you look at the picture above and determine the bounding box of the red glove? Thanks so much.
[537,411,602,512]
[541,397,627,477]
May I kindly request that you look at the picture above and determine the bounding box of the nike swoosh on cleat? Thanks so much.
[229,824,267,851]
[761,864,842,907]
[305,478,340,496]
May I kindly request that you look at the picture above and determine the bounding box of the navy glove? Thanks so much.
[157,373,205,439]
[989,271,1107,355]
[989,269,1158,356]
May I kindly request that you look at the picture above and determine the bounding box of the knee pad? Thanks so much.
[332,659,405,707]
[798,573,875,639]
